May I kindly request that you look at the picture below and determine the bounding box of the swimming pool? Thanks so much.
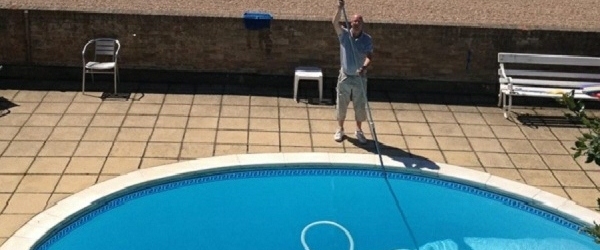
[3,153,600,250]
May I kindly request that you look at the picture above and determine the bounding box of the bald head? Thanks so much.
[352,14,364,23]
[350,14,364,32]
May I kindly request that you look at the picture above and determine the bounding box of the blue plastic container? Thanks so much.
[243,11,273,30]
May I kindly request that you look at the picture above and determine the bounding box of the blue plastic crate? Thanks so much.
[243,11,273,30]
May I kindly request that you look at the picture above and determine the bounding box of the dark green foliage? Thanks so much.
[584,220,600,244]
[581,199,600,243]
[560,92,600,165]
[560,92,600,244]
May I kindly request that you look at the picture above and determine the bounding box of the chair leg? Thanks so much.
[293,75,299,103]
[113,68,118,94]
[502,94,507,119]
[318,78,323,104]
[82,70,86,94]
[117,67,120,92]
[506,95,513,119]
[497,89,502,107]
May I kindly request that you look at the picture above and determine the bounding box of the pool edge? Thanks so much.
[3,152,600,250]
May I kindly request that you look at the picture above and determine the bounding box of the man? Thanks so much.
[332,0,373,144]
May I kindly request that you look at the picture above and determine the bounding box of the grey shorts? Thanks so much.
[335,70,367,122]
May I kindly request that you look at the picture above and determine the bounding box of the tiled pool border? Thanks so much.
[3,153,600,249]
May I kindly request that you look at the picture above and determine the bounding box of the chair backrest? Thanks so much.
[88,38,120,62]
[498,53,600,67]
[95,39,116,55]
[497,53,600,82]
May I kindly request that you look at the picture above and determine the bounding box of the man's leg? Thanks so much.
[352,76,368,144]
[356,120,362,131]
[335,71,351,142]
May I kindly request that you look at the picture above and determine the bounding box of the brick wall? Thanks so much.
[1,9,599,84]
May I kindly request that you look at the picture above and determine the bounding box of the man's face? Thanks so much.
[351,15,363,30]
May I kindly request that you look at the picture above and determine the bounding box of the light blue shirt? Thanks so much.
[339,28,373,76]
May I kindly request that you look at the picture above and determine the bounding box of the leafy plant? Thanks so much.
[582,198,600,243]
[560,92,600,165]
[585,223,600,244]
[560,92,600,243]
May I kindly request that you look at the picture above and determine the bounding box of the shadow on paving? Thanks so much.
[345,136,440,171]
[5,66,600,112]
[515,114,585,128]
[0,96,18,117]
[506,95,600,127]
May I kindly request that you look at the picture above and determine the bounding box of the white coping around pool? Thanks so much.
[3,152,600,250]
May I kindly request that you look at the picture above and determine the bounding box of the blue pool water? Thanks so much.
[36,167,599,250]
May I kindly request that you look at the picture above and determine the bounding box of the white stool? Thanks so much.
[294,66,323,103]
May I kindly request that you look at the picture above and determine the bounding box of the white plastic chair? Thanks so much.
[82,38,120,94]
[294,66,323,103]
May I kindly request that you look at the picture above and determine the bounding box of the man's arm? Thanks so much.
[358,37,373,75]
[332,0,344,36]
[363,52,373,69]
[358,52,373,75]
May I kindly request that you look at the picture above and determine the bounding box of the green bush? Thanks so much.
[560,92,600,243]
[582,199,600,243]
[561,93,600,164]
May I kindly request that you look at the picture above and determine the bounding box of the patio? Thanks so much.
[1,79,600,246]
